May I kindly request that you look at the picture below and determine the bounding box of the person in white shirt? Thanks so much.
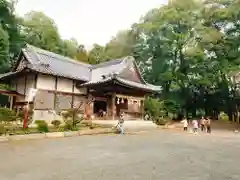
[192,119,199,134]
[181,118,188,131]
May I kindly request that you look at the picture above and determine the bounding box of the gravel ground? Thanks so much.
[1,131,240,180]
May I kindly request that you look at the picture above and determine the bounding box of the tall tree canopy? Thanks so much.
[131,0,240,120]
[0,0,23,68]
[0,25,9,73]
[20,11,62,54]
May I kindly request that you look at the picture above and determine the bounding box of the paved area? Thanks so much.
[92,120,158,132]
[1,130,240,180]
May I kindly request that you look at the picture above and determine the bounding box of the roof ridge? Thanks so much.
[26,44,91,68]
[91,56,134,70]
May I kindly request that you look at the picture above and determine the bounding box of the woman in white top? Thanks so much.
[192,119,199,133]
[181,118,188,131]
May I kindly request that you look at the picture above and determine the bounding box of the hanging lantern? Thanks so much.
[121,98,124,104]
[117,97,120,104]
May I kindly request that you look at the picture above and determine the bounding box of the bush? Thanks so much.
[219,112,228,121]
[63,120,79,131]
[0,108,18,123]
[61,109,83,128]
[35,120,48,133]
[144,97,164,119]
[51,120,61,128]
[64,120,73,131]
[154,117,169,125]
[0,124,5,135]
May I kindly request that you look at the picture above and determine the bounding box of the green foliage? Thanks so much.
[219,112,229,121]
[75,44,89,63]
[35,120,48,133]
[61,109,83,130]
[0,0,24,66]
[131,0,240,120]
[64,120,73,131]
[63,120,79,131]
[88,44,107,64]
[154,117,169,126]
[21,11,62,53]
[0,107,17,123]
[51,120,61,128]
[0,25,10,73]
[0,124,5,135]
[144,97,164,119]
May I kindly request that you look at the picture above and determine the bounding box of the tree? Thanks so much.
[131,0,240,119]
[60,38,79,58]
[104,30,135,59]
[0,25,9,73]
[88,44,107,64]
[20,11,62,53]
[0,0,23,67]
[75,44,89,63]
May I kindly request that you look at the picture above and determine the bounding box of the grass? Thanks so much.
[1,121,110,136]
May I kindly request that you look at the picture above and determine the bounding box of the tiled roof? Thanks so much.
[81,75,161,92]
[22,45,91,81]
[0,45,161,92]
[0,69,25,81]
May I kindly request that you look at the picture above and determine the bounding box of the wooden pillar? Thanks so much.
[112,93,116,120]
[141,100,144,120]
[9,96,14,110]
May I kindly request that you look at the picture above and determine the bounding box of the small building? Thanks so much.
[0,45,160,123]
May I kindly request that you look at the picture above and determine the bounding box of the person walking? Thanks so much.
[200,116,206,132]
[206,117,211,133]
[181,118,188,132]
[192,119,199,134]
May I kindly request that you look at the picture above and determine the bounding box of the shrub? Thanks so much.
[219,112,228,121]
[51,120,61,128]
[61,109,83,128]
[0,108,18,123]
[0,124,5,135]
[35,120,48,133]
[144,97,164,119]
[63,120,79,131]
[64,120,73,131]
[154,117,169,125]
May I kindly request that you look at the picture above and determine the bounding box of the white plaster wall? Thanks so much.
[32,110,64,124]
[32,110,55,123]
[25,74,35,91]
[16,76,25,95]
[37,74,55,90]
[73,82,87,94]
[57,77,73,93]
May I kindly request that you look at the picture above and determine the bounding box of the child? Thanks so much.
[192,119,198,134]
[181,118,188,131]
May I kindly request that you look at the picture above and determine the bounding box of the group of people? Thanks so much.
[181,116,211,134]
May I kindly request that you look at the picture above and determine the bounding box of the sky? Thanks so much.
[16,0,167,49]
